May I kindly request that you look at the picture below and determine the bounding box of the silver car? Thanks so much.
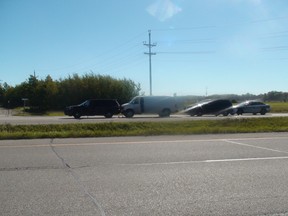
[234,101,270,115]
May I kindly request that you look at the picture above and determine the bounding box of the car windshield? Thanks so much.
[80,100,89,107]
[130,97,139,104]
[189,99,212,107]
[237,101,249,106]
[200,99,213,103]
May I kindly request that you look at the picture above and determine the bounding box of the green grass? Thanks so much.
[269,102,288,113]
[14,108,65,116]
[1,117,288,140]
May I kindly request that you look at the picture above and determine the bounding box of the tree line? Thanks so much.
[0,73,287,111]
[0,73,140,111]
[205,92,288,103]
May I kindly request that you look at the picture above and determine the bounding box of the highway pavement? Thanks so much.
[1,133,288,215]
[1,113,288,125]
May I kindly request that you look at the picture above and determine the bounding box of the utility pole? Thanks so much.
[144,30,156,96]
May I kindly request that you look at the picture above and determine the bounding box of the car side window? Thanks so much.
[250,102,261,106]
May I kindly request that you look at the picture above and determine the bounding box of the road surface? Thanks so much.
[1,113,288,125]
[1,133,288,215]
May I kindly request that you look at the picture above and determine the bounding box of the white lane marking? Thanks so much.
[206,156,288,162]
[224,139,288,154]
[115,156,288,166]
[1,136,288,148]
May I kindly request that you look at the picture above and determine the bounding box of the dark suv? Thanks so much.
[64,99,121,119]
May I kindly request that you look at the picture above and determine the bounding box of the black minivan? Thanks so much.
[64,99,121,119]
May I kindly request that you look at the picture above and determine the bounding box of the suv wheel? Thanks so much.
[104,112,113,118]
[73,113,81,119]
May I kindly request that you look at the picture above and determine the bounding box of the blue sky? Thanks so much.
[1,0,288,96]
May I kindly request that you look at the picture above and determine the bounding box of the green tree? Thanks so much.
[1,73,140,110]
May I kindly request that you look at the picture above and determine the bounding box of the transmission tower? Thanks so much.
[144,30,156,96]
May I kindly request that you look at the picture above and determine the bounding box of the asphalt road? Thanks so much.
[1,133,288,215]
[1,113,288,125]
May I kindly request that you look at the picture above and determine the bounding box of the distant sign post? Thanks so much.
[22,98,28,109]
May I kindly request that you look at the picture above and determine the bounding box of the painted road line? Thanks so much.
[1,136,288,148]
[112,156,288,166]
[224,139,288,154]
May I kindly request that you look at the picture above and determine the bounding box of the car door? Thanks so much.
[204,100,218,114]
[243,102,253,113]
[249,102,259,113]
[95,100,112,115]
[131,97,142,114]
[86,100,96,115]
[80,100,92,115]
[248,102,262,113]
[253,102,263,113]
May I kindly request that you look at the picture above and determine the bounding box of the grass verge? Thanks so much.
[1,117,288,140]
[268,102,288,113]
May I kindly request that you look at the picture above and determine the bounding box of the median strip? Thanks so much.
[0,117,288,140]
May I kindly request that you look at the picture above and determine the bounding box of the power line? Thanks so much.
[157,38,216,44]
[157,51,215,54]
[35,31,146,73]
[151,26,216,31]
[261,46,288,52]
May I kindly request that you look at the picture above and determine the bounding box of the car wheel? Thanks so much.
[188,111,195,117]
[260,109,266,115]
[197,110,203,116]
[123,109,134,118]
[237,109,243,115]
[73,113,81,119]
[159,108,171,117]
[104,112,113,118]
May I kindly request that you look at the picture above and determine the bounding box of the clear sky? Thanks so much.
[1,0,287,96]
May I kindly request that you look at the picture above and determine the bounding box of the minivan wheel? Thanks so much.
[159,108,171,117]
[124,109,134,118]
